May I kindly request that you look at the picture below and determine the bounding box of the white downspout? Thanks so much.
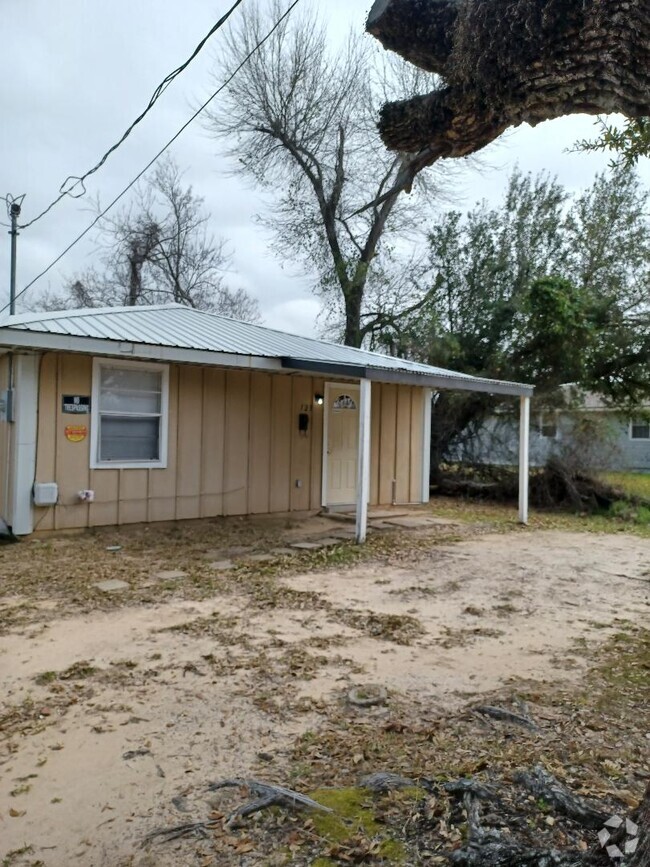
[518,395,530,524]
[355,378,371,543]
[11,354,39,535]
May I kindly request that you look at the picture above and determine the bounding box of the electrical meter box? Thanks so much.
[33,483,59,507]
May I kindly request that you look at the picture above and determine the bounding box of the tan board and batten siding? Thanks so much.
[32,353,424,531]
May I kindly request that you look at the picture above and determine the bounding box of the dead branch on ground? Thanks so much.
[207,778,333,828]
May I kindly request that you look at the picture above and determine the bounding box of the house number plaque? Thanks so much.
[62,395,90,414]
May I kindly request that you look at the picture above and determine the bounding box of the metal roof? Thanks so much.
[0,304,533,396]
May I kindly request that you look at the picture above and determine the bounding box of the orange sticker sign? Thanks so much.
[64,424,88,443]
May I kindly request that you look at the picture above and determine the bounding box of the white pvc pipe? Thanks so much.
[518,395,530,524]
[421,388,432,503]
[355,379,371,543]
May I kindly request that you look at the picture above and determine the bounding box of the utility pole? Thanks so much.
[2,194,24,531]
[8,199,21,315]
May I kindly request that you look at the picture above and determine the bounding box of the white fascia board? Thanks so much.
[281,357,533,397]
[0,329,282,372]
[365,368,534,397]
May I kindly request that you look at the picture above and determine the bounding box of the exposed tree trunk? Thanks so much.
[127,249,141,306]
[367,0,650,159]
[126,222,160,306]
[344,284,364,348]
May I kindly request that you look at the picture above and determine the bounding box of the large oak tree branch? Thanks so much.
[367,0,650,158]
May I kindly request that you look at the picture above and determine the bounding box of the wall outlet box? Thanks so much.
[33,482,58,507]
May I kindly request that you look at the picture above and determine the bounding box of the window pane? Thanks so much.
[100,415,160,461]
[100,367,162,414]
[631,420,650,439]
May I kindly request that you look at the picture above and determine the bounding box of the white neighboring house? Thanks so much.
[458,389,650,472]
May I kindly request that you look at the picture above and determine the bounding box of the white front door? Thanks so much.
[324,383,360,506]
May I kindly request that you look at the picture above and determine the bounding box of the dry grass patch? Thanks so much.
[331,609,425,645]
[0,513,482,635]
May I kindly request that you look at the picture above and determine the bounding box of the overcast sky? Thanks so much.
[1,0,649,336]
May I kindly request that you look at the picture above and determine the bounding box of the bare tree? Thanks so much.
[207,1,462,347]
[37,156,260,322]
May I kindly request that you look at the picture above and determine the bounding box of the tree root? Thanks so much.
[142,771,649,865]
[143,819,221,843]
[473,705,538,731]
[448,783,586,866]
[443,779,499,802]
[207,778,333,828]
[360,771,416,792]
[514,766,608,830]
[449,839,584,866]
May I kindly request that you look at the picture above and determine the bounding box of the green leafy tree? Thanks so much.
[376,167,650,472]
[575,117,650,167]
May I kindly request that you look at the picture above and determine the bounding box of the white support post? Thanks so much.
[11,354,39,535]
[421,388,432,503]
[355,378,371,544]
[518,395,530,525]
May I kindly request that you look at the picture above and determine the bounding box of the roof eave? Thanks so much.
[280,357,534,397]
[0,328,534,397]
[0,328,282,373]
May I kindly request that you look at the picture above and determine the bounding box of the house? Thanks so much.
[460,390,650,472]
[0,304,533,541]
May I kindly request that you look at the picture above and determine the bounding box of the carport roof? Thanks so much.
[0,304,533,396]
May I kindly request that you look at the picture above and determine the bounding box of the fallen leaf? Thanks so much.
[610,789,639,808]
[235,841,254,853]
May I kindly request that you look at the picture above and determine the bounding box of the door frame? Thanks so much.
[321,381,360,508]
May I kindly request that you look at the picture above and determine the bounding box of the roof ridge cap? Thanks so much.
[0,302,182,326]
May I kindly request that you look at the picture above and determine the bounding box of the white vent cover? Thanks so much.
[33,482,58,507]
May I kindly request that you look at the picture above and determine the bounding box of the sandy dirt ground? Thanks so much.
[0,527,648,866]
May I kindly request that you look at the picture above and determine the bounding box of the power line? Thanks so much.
[18,0,246,230]
[2,0,303,316]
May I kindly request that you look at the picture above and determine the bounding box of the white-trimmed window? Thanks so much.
[91,359,169,468]
[539,412,558,439]
[630,418,650,440]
